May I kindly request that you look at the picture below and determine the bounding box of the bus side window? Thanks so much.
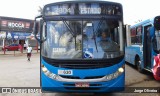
[131,28,136,44]
[136,26,142,44]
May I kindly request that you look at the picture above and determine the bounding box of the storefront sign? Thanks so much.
[0,17,33,32]
[11,32,31,40]
[8,22,25,29]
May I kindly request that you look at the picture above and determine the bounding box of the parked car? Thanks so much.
[2,44,20,51]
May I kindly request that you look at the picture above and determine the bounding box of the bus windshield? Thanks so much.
[42,19,122,59]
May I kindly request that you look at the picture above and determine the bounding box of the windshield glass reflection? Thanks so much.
[42,20,122,59]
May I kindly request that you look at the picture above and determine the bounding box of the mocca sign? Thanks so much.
[0,17,33,32]
[8,22,25,29]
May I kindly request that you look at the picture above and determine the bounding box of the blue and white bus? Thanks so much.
[125,16,160,80]
[34,0,125,92]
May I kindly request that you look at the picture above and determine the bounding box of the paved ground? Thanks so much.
[0,52,40,87]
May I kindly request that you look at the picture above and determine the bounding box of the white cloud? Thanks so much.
[122,0,160,24]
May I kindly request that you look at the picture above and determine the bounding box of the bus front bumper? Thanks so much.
[41,72,125,93]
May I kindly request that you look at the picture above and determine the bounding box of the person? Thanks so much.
[26,44,32,61]
[101,31,112,41]
[99,30,119,52]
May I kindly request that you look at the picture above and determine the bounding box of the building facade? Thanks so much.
[0,16,34,50]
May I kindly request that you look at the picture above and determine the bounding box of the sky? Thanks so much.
[0,0,160,25]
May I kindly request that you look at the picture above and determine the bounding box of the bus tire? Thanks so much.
[135,57,143,73]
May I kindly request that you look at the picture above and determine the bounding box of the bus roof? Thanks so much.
[130,16,160,28]
[44,0,122,7]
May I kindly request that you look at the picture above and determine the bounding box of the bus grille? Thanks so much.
[42,56,124,69]
[60,75,104,79]
[56,64,112,69]
[60,75,80,79]
[84,76,104,79]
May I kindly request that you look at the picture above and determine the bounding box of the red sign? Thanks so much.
[1,20,7,27]
[25,23,30,28]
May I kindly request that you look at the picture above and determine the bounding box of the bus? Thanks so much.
[125,16,160,80]
[34,0,125,92]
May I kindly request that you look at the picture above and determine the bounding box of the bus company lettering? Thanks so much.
[8,22,25,29]
[80,8,101,14]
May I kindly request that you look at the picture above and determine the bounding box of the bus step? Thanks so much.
[144,68,152,72]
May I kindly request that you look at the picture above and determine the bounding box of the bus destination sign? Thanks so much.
[44,3,122,16]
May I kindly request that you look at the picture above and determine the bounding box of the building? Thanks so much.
[0,16,34,51]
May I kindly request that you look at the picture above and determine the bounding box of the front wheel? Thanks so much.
[136,58,144,73]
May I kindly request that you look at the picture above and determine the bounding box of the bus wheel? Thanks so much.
[136,58,143,73]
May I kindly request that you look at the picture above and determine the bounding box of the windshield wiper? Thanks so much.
[93,17,105,52]
[61,17,77,50]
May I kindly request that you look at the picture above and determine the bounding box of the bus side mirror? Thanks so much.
[33,15,42,43]
[154,16,160,30]
[149,27,155,38]
[34,22,39,36]
[40,21,47,43]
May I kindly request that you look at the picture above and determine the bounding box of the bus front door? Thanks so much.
[143,25,152,69]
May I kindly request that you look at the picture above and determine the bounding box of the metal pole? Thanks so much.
[126,25,131,46]
[3,39,6,54]
[37,41,38,53]
[119,21,124,51]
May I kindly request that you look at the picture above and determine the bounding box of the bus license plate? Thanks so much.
[75,83,89,87]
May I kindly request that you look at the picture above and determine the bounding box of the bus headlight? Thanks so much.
[105,66,124,81]
[41,65,59,80]
[118,67,124,73]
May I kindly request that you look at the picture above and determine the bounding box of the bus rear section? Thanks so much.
[34,1,125,92]
[125,16,160,80]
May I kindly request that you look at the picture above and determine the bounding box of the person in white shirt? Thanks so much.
[27,44,32,61]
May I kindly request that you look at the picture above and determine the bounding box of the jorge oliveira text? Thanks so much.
[134,88,158,93]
